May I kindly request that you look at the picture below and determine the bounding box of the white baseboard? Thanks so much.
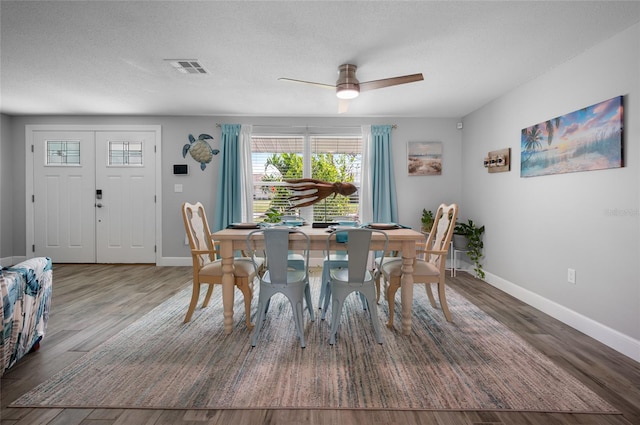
[1,256,28,267]
[483,269,640,363]
[160,257,191,267]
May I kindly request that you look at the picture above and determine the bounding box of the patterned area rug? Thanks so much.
[11,276,617,412]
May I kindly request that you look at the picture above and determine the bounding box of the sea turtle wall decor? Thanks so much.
[182,133,219,170]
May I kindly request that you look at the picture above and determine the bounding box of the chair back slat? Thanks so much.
[264,229,293,283]
[182,202,216,267]
[425,204,458,267]
[345,230,373,282]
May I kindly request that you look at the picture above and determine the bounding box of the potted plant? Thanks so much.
[262,207,283,223]
[453,219,485,279]
[421,208,434,233]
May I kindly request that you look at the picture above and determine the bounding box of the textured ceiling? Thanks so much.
[1,1,639,118]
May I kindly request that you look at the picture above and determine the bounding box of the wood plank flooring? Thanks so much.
[1,264,639,425]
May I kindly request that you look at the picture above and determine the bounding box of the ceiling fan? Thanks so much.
[278,64,424,112]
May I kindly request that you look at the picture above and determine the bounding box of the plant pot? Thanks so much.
[453,234,469,250]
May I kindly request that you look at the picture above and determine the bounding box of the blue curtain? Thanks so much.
[371,125,398,223]
[213,124,241,232]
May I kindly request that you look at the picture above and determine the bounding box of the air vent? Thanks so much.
[166,59,208,75]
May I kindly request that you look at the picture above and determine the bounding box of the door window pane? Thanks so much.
[46,140,80,165]
[108,141,143,166]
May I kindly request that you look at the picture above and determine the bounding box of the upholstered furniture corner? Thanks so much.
[0,256,53,375]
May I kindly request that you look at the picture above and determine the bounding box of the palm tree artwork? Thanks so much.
[520,96,623,177]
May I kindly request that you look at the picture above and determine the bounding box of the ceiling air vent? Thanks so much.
[166,60,208,75]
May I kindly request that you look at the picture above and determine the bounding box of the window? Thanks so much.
[108,141,143,166]
[46,140,80,165]
[251,131,362,222]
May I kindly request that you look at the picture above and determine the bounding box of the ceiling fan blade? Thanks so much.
[359,73,424,92]
[277,77,335,90]
[338,98,350,114]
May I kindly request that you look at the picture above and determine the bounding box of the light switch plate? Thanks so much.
[568,268,576,284]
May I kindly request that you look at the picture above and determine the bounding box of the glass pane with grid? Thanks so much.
[310,136,361,222]
[252,137,304,222]
[46,140,80,165]
[108,141,143,166]
[251,135,362,223]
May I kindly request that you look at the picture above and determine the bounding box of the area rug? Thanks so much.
[11,276,617,413]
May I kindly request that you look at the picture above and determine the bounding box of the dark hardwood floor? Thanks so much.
[1,264,638,425]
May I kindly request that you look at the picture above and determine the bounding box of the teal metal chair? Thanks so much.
[246,228,315,348]
[320,247,370,320]
[319,251,349,319]
[319,219,366,319]
[325,228,388,345]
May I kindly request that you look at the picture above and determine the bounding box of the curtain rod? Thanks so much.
[215,123,397,129]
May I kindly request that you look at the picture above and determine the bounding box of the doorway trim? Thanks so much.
[25,124,162,265]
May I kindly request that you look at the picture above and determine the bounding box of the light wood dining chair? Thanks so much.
[376,203,458,326]
[181,202,262,328]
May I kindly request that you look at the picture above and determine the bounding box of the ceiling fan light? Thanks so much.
[336,85,359,99]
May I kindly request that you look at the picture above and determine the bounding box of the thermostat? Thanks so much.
[173,164,188,175]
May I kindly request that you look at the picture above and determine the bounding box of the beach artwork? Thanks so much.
[408,141,442,176]
[521,96,623,178]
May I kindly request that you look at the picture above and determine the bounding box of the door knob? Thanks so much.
[96,203,103,208]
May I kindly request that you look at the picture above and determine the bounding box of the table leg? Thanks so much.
[220,241,235,335]
[400,240,415,335]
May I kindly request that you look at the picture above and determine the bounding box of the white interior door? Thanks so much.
[33,131,97,262]
[95,131,156,263]
[32,129,157,263]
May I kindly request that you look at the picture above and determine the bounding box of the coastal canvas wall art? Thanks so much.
[520,96,623,178]
[408,141,442,176]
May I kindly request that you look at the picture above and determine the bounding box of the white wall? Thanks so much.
[0,114,14,264]
[3,115,462,261]
[461,23,639,359]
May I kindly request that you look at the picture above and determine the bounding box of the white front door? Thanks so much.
[32,129,157,263]
[95,131,156,263]
[33,131,97,262]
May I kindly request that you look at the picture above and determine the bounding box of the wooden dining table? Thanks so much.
[212,225,426,335]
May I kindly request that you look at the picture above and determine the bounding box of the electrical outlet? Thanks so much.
[567,268,576,284]
[185,234,189,245]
